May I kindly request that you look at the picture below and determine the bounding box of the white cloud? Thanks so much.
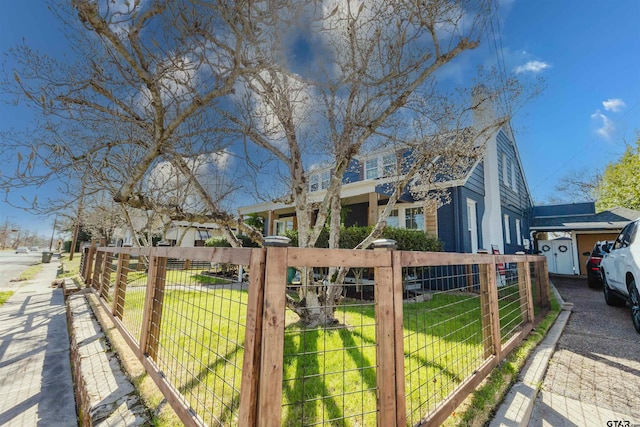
[590,110,615,140]
[513,60,550,74]
[602,98,626,112]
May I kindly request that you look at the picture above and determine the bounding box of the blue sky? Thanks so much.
[1,1,639,236]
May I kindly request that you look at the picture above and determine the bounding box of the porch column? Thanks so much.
[368,192,378,226]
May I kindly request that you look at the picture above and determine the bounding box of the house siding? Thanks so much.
[496,129,532,253]
[465,161,485,196]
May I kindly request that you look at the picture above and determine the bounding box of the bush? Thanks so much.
[205,235,260,248]
[284,226,442,251]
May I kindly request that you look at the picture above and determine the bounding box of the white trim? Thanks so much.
[504,214,511,244]
[516,219,522,245]
[467,199,478,253]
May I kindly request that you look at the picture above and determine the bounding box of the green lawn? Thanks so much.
[0,291,13,306]
[115,285,524,426]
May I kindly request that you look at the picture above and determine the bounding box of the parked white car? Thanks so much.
[600,217,640,333]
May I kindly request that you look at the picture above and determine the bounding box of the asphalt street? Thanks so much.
[0,251,42,290]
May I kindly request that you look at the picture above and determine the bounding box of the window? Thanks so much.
[516,219,522,245]
[197,230,211,240]
[378,205,426,231]
[365,158,379,179]
[274,219,294,236]
[309,174,319,192]
[387,209,399,228]
[405,207,425,230]
[321,171,330,190]
[467,199,478,253]
[504,214,511,244]
[502,153,508,186]
[511,162,518,193]
[382,153,396,177]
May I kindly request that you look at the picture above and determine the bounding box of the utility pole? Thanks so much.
[49,214,58,251]
[69,181,86,261]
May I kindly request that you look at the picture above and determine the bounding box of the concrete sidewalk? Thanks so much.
[0,259,78,426]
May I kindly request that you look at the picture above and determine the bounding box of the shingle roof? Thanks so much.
[531,206,640,231]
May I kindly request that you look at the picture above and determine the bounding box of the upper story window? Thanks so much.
[309,174,319,192]
[309,170,332,192]
[511,162,518,193]
[502,153,508,186]
[321,170,330,190]
[382,154,397,177]
[365,158,379,179]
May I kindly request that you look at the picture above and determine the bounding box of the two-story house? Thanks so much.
[238,103,533,255]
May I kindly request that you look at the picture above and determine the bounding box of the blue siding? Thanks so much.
[465,161,485,196]
[343,159,361,184]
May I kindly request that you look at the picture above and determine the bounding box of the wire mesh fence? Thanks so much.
[81,245,550,427]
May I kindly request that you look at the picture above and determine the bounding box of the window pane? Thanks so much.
[387,209,399,228]
[310,174,319,192]
[405,207,424,230]
[321,171,330,189]
[383,154,396,177]
[365,158,378,179]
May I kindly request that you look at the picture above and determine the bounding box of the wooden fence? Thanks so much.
[79,241,550,426]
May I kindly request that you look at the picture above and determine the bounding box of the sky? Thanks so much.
[0,0,639,237]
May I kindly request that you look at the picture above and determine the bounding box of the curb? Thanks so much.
[489,284,572,427]
[66,290,152,426]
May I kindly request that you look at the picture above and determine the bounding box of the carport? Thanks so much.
[530,203,640,275]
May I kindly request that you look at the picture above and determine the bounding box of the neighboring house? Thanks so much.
[238,105,534,255]
[163,221,225,247]
[112,220,225,248]
[531,203,640,275]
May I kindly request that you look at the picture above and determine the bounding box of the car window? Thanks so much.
[613,221,637,250]
[628,221,638,245]
[613,225,630,250]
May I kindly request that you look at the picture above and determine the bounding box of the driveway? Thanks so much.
[530,275,640,425]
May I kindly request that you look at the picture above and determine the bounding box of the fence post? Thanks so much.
[538,259,551,309]
[372,239,406,427]
[517,257,535,323]
[84,240,97,285]
[92,250,105,291]
[100,251,113,300]
[238,248,267,427]
[257,237,289,427]
[140,254,168,361]
[478,251,501,360]
[112,252,130,319]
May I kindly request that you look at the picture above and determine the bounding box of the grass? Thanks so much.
[83,259,557,426]
[444,291,561,427]
[113,283,527,427]
[14,264,43,281]
[0,291,13,306]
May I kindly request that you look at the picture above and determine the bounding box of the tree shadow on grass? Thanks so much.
[176,343,243,426]
[282,329,344,426]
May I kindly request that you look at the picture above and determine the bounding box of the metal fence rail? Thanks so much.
[80,243,550,427]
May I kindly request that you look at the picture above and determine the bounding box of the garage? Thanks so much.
[531,203,640,276]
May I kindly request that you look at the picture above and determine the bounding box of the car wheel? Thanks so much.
[587,276,600,289]
[628,279,640,334]
[603,274,626,307]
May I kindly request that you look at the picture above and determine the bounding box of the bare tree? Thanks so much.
[1,0,255,244]
[219,0,530,325]
[552,169,600,203]
[1,0,535,326]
